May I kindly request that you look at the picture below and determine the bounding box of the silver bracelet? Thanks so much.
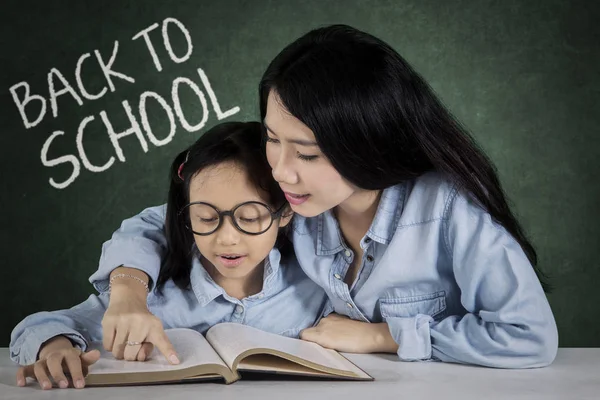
[109,273,150,293]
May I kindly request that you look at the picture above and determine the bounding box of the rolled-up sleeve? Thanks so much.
[89,205,168,292]
[10,294,109,365]
[425,190,559,368]
[386,314,433,361]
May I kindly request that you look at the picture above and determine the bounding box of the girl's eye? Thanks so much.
[199,217,218,223]
[297,152,318,162]
[239,217,259,223]
[265,136,279,144]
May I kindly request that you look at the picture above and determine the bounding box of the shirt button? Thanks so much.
[235,305,243,314]
[367,255,374,262]
[365,238,372,243]
[346,302,353,309]
[334,273,342,280]
[344,250,351,257]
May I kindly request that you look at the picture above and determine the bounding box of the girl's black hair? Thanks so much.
[156,121,290,294]
[259,24,549,291]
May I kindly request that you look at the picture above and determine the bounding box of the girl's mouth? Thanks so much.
[217,254,247,268]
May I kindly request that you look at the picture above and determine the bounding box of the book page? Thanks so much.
[88,328,227,375]
[205,323,361,375]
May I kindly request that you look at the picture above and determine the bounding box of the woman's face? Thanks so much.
[264,91,356,217]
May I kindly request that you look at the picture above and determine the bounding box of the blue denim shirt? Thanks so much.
[10,246,328,365]
[74,172,557,368]
[292,172,557,368]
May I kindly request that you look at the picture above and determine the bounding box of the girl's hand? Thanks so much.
[16,336,100,389]
[300,313,399,353]
[102,279,179,364]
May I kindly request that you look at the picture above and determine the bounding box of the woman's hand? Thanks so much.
[102,268,180,364]
[16,336,100,389]
[300,313,399,353]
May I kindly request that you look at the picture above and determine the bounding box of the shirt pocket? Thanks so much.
[379,290,447,321]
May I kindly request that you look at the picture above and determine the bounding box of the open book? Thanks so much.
[85,323,373,386]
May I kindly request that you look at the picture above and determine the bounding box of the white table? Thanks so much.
[0,348,598,399]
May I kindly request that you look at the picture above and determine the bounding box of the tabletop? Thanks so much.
[1,348,598,400]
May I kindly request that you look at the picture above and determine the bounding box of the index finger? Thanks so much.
[148,328,179,364]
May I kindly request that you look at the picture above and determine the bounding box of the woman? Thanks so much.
[91,24,558,369]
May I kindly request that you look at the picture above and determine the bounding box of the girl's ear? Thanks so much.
[278,206,294,228]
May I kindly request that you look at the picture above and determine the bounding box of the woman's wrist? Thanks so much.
[371,323,400,353]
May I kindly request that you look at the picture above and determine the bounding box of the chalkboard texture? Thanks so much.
[1,0,598,348]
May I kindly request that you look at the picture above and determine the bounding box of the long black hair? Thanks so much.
[259,24,549,291]
[156,121,290,294]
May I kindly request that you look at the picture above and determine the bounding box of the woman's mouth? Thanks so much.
[284,192,310,205]
[217,254,247,268]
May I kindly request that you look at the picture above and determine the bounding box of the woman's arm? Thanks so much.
[89,205,168,293]
[10,294,107,365]
[385,190,558,368]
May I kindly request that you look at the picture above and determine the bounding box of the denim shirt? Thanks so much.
[292,172,558,368]
[10,248,328,365]
[76,172,557,368]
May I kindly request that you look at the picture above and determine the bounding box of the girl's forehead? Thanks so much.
[188,162,269,207]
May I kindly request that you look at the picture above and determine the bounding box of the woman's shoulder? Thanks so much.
[399,171,459,225]
[289,172,460,232]
[409,171,458,199]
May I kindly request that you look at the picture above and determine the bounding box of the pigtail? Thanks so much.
[156,149,196,294]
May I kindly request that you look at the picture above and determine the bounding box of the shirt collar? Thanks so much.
[190,254,223,307]
[367,183,406,245]
[260,247,282,296]
[190,247,282,306]
[316,183,406,256]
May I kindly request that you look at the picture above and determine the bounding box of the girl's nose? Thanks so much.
[215,216,240,246]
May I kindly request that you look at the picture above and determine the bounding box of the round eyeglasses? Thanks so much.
[180,201,287,236]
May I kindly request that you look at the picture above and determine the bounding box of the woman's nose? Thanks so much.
[271,152,299,185]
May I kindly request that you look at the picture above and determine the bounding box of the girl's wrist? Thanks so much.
[108,266,150,300]
[38,336,73,360]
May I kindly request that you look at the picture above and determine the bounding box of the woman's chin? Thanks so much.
[289,201,325,218]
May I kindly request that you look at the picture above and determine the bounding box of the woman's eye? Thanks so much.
[239,217,259,223]
[297,152,318,161]
[199,217,218,223]
[265,136,279,144]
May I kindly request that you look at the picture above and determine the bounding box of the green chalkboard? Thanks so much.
[1,0,599,348]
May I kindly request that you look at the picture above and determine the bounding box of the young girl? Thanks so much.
[85,25,557,369]
[10,122,327,389]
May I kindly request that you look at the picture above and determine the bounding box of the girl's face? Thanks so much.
[187,161,287,283]
[264,91,356,217]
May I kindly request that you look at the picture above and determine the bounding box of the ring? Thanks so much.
[126,341,143,346]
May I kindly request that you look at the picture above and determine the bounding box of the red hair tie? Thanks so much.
[177,151,190,181]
